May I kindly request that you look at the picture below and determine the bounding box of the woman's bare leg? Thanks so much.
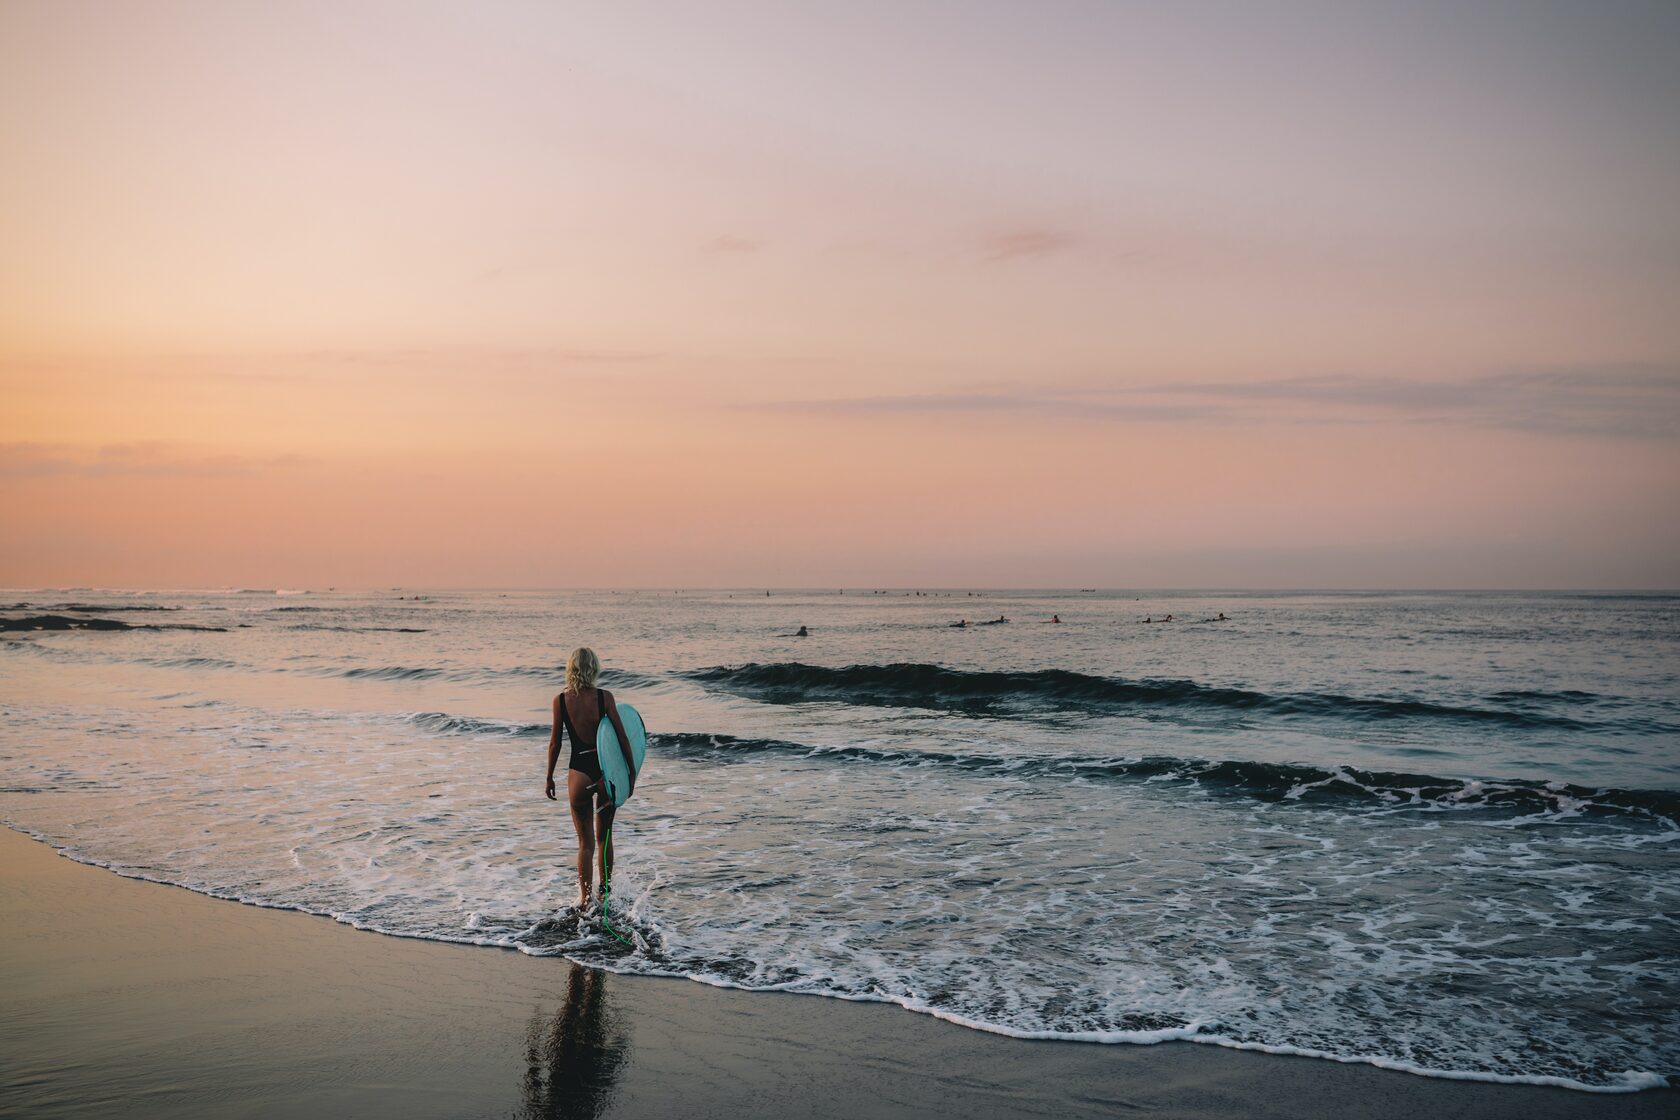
[566,770,597,907]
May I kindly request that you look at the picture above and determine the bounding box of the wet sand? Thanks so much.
[0,827,1671,1119]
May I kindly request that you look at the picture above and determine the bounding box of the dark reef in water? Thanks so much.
[645,730,1680,825]
[1,614,133,631]
[0,614,226,633]
[685,661,1617,730]
[2,602,180,613]
[397,711,1680,827]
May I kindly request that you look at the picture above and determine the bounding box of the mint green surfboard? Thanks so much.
[596,702,646,807]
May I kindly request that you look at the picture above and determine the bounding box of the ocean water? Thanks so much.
[2,588,1676,1092]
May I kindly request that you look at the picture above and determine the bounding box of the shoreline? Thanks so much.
[1,826,1672,1118]
[9,824,1666,1096]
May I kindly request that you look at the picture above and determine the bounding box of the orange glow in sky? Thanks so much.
[3,1,1677,588]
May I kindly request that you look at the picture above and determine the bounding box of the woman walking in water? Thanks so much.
[545,647,637,908]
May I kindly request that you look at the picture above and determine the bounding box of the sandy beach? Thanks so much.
[1,827,1670,1119]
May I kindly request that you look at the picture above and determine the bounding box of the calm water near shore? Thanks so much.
[1,588,1676,1091]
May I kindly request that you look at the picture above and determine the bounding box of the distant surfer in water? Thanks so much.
[545,647,637,909]
[795,625,809,636]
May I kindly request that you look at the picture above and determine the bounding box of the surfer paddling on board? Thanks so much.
[545,647,638,909]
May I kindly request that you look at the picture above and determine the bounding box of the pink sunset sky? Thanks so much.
[3,0,1677,589]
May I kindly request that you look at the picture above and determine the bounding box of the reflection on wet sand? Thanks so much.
[521,963,632,1120]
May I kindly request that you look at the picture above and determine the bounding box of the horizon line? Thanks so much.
[5,585,1678,595]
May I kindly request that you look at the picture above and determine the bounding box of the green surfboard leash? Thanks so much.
[601,825,634,948]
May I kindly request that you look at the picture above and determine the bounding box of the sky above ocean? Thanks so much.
[2,0,1677,588]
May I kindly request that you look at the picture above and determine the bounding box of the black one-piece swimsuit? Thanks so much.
[559,689,605,782]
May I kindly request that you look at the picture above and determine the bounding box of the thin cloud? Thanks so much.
[548,349,662,364]
[756,368,1680,438]
[0,443,310,480]
[1163,368,1680,439]
[977,226,1077,263]
[766,392,1028,414]
[286,346,660,366]
[17,347,666,375]
[753,393,1231,424]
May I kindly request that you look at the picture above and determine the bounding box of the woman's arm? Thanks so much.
[601,690,638,792]
[545,694,562,800]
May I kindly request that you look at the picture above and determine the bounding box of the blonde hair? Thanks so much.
[565,647,600,692]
